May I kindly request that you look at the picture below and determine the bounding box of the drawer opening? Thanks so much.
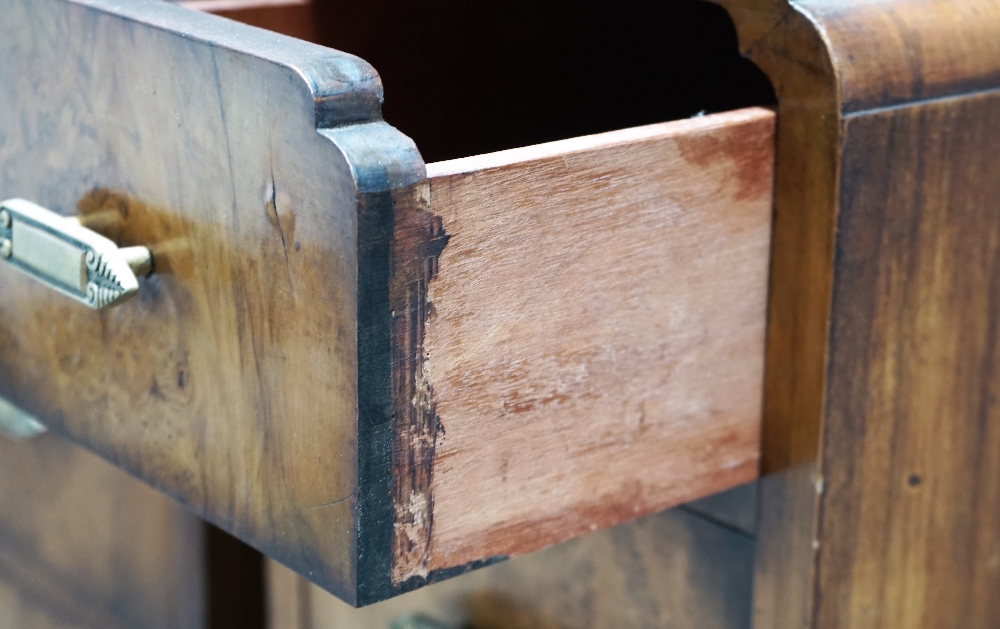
[185,0,775,162]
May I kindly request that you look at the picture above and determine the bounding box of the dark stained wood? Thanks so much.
[817,85,1000,629]
[0,433,206,629]
[270,507,754,629]
[388,179,447,587]
[712,0,1000,627]
[152,0,1000,620]
[799,1,1000,113]
[716,0,840,477]
[0,0,422,605]
[710,1,841,624]
[391,109,774,581]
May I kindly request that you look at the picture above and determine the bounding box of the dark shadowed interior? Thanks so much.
[218,0,776,162]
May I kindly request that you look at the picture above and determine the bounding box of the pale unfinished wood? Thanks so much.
[388,108,775,581]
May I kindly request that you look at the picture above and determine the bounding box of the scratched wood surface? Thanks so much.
[270,507,754,629]
[711,0,1000,627]
[387,108,774,584]
[0,0,421,604]
[0,433,206,629]
[208,1,774,606]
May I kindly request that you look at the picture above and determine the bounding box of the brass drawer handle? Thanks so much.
[0,199,152,309]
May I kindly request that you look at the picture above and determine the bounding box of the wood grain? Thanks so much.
[816,84,1000,629]
[800,0,1000,113]
[2,0,775,606]
[712,1,1000,627]
[388,108,775,581]
[0,433,206,629]
[710,2,842,625]
[271,508,754,629]
[0,0,421,603]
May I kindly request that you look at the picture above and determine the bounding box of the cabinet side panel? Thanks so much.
[815,89,1000,629]
[0,0,415,600]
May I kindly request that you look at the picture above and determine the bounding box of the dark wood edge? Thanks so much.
[386,181,444,588]
[355,180,506,607]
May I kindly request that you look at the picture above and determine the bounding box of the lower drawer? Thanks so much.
[0,432,207,629]
[0,0,774,604]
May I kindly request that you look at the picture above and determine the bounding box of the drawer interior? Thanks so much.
[183,0,775,161]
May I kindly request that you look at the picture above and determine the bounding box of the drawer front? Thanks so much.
[0,0,420,602]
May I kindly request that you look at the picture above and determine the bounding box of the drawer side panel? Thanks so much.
[390,108,774,582]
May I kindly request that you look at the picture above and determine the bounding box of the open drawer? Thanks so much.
[0,0,774,605]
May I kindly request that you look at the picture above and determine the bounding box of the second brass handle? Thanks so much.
[0,198,152,309]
